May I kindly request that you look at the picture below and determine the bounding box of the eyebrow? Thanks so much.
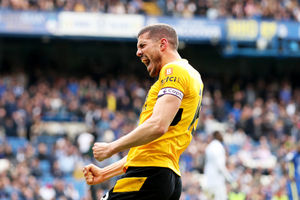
[137,41,146,48]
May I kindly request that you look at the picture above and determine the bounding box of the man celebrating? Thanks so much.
[83,24,204,200]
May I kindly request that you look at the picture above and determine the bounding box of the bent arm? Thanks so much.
[101,156,127,181]
[111,94,181,154]
[83,156,127,185]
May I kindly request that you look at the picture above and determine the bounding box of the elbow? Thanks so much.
[152,123,168,137]
[147,117,168,138]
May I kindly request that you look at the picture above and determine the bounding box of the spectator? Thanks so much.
[203,131,233,200]
[286,142,300,200]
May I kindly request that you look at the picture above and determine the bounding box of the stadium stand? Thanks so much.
[0,0,300,200]
[0,0,300,21]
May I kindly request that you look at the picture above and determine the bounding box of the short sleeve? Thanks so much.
[158,64,187,100]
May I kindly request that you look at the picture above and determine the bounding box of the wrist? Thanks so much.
[109,141,119,156]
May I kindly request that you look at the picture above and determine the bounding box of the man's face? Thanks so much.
[136,32,162,77]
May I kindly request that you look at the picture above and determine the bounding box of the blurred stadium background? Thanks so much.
[0,0,300,199]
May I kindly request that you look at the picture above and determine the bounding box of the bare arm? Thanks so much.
[83,156,127,185]
[93,94,181,161]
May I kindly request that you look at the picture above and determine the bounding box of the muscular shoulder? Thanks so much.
[159,60,192,93]
[160,60,190,78]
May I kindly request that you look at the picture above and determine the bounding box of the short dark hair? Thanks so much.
[213,131,223,143]
[138,24,179,50]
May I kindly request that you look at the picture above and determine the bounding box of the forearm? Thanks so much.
[101,95,181,159]
[111,118,164,154]
[101,156,127,181]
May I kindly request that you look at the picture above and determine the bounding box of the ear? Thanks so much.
[160,38,168,51]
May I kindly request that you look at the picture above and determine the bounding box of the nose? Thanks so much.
[136,48,142,57]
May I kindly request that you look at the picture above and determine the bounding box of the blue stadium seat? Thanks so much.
[34,135,63,154]
[6,137,28,153]
[228,144,241,155]
[36,135,61,145]
[65,176,86,198]
[40,160,51,173]
[73,180,87,198]
[40,174,54,186]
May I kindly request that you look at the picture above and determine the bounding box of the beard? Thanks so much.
[148,52,162,78]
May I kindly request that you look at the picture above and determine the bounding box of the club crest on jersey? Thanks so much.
[165,68,173,76]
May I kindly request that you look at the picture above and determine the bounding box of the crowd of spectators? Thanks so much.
[0,71,150,199]
[1,0,300,21]
[0,0,162,15]
[0,69,299,199]
[164,0,300,21]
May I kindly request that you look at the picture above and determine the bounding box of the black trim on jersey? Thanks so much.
[170,108,183,126]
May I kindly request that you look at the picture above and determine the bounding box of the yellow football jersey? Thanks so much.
[124,59,204,176]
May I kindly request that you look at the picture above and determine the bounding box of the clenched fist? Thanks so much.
[82,164,105,185]
[93,142,114,162]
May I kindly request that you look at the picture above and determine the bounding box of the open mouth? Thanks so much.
[141,58,150,67]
